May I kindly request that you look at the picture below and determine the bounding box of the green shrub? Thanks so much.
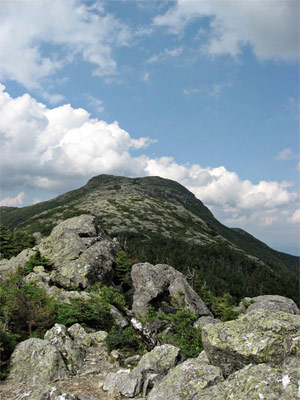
[114,250,137,284]
[157,308,203,358]
[199,285,240,322]
[0,225,35,259]
[0,274,55,379]
[106,326,145,354]
[88,283,126,312]
[53,296,114,331]
[0,322,20,380]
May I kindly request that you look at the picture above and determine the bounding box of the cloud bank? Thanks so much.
[154,0,299,61]
[0,84,298,232]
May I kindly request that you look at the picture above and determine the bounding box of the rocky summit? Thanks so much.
[0,215,299,400]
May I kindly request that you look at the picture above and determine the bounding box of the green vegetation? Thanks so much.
[120,233,299,306]
[0,224,35,259]
[1,174,299,304]
[0,272,55,378]
[113,250,138,285]
[198,286,240,322]
[54,296,114,331]
[89,283,127,312]
[22,251,51,275]
[157,307,203,358]
[106,326,146,355]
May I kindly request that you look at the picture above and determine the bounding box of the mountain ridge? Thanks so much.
[1,174,299,303]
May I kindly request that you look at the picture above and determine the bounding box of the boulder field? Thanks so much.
[0,215,299,399]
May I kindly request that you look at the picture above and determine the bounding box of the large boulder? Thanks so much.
[38,215,119,289]
[103,344,181,398]
[243,295,300,315]
[198,362,300,400]
[202,309,300,377]
[131,263,212,317]
[8,338,69,384]
[148,357,223,400]
[44,324,86,374]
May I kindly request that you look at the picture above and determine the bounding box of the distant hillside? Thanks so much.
[1,174,299,304]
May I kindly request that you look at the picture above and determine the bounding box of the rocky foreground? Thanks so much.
[0,215,299,400]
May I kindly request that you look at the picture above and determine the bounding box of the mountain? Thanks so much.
[1,174,299,304]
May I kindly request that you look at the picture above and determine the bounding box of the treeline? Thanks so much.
[116,232,300,306]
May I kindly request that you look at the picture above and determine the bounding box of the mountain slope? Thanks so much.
[1,174,299,303]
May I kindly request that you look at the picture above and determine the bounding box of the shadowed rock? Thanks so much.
[38,215,119,289]
[131,262,212,317]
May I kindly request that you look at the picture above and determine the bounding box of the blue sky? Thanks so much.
[0,0,299,255]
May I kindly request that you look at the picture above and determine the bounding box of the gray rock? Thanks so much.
[24,271,51,285]
[102,344,181,398]
[38,215,119,289]
[199,363,300,400]
[67,324,91,348]
[44,324,86,374]
[194,315,220,329]
[202,310,300,376]
[8,338,69,384]
[103,369,141,398]
[148,358,223,400]
[0,248,35,280]
[33,265,45,273]
[133,344,181,377]
[110,304,129,329]
[196,350,210,364]
[124,355,141,367]
[25,386,79,400]
[131,262,212,317]
[244,295,300,315]
[32,232,44,245]
[89,330,108,345]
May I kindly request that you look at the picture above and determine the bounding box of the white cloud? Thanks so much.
[143,72,150,83]
[41,91,65,105]
[146,47,183,63]
[0,85,298,234]
[0,0,130,89]
[183,88,201,96]
[276,148,297,160]
[290,209,300,224]
[0,192,25,207]
[144,158,298,212]
[154,0,299,61]
[86,95,105,114]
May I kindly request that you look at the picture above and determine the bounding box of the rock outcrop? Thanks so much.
[242,294,300,315]
[38,215,119,289]
[0,248,36,280]
[2,215,300,400]
[8,338,70,385]
[103,344,181,397]
[131,262,212,317]
[147,357,223,400]
[201,309,300,376]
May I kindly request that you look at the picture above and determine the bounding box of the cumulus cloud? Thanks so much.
[144,158,298,213]
[0,192,25,207]
[0,0,130,89]
[154,0,299,61]
[0,84,298,232]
